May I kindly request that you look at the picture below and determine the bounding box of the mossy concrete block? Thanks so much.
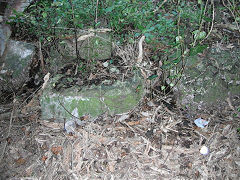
[176,47,240,110]
[79,32,112,61]
[40,72,143,122]
[48,30,112,74]
[58,31,112,61]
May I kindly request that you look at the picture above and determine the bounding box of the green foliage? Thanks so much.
[10,0,177,42]
[9,0,216,90]
[148,74,158,80]
[190,44,208,56]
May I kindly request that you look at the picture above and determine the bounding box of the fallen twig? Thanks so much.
[136,36,145,64]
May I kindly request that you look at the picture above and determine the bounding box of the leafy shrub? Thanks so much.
[9,0,215,90]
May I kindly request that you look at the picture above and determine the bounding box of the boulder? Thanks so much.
[0,24,11,60]
[1,40,35,88]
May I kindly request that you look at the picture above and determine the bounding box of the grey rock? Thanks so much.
[2,0,34,21]
[2,40,35,88]
[0,24,11,59]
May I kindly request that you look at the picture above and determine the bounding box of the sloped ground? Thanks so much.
[1,1,240,179]
[0,39,240,180]
[0,89,239,179]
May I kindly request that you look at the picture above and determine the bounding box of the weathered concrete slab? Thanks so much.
[48,30,112,74]
[40,72,144,122]
[176,47,240,110]
[58,30,112,61]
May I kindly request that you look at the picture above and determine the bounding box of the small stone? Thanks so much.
[110,67,119,73]
[64,120,76,134]
[103,61,109,67]
[200,145,209,155]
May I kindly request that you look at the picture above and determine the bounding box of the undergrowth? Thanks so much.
[7,0,240,91]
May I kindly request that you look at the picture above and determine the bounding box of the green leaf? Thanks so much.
[237,128,240,134]
[169,75,178,79]
[237,107,240,112]
[47,36,51,41]
[144,32,153,38]
[175,36,183,43]
[198,31,206,39]
[95,22,101,27]
[172,11,177,15]
[193,30,200,35]
[193,30,206,40]
[202,15,212,22]
[42,12,47,18]
[129,38,134,44]
[77,23,84,28]
[134,32,141,37]
[105,6,114,13]
[170,83,175,87]
[95,39,99,45]
[147,74,158,80]
[190,44,208,56]
[173,57,181,64]
[162,62,174,69]
[56,18,61,24]
[147,26,155,32]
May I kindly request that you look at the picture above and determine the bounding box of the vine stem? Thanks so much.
[95,0,99,27]
[222,0,240,33]
[192,0,209,47]
[200,1,215,43]
[68,0,80,61]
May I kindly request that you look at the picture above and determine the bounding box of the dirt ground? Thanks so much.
[0,37,240,180]
[0,90,239,180]
[0,0,240,179]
